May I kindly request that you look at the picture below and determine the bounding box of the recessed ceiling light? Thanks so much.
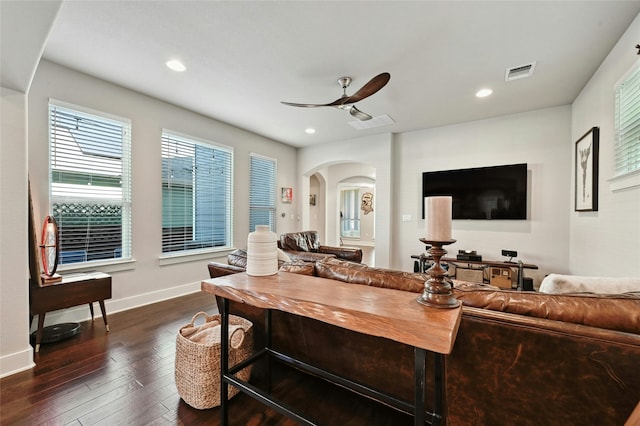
[476,88,493,98]
[166,59,186,72]
[305,128,316,134]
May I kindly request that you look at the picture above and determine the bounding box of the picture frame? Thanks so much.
[281,187,292,204]
[575,127,599,212]
[309,194,316,206]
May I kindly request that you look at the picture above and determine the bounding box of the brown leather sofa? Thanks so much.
[278,230,363,263]
[207,257,640,425]
[207,247,337,279]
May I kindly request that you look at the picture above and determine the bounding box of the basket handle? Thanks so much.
[229,327,245,349]
[189,311,220,327]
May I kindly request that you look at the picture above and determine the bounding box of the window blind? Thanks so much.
[340,189,360,238]
[614,64,640,176]
[49,102,132,265]
[249,153,276,232]
[161,131,233,254]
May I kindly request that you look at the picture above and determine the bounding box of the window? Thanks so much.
[340,188,360,238]
[161,131,233,254]
[249,153,276,232]
[49,101,132,265]
[614,63,640,177]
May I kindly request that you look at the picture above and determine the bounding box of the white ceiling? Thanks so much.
[30,1,640,147]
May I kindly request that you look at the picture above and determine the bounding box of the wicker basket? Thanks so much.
[175,312,253,409]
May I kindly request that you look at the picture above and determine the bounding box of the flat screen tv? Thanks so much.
[422,163,527,220]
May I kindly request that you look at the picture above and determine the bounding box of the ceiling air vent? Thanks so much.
[348,114,395,130]
[505,62,536,81]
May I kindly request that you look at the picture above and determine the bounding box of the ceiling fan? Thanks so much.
[281,72,390,121]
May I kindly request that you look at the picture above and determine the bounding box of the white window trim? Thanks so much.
[249,152,278,232]
[159,129,234,257]
[610,59,640,191]
[608,168,640,192]
[158,247,236,266]
[48,98,133,267]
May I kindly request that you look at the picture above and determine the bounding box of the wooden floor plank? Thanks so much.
[1,291,416,425]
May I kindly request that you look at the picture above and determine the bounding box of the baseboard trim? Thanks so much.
[29,281,202,331]
[0,348,36,378]
[3,282,201,378]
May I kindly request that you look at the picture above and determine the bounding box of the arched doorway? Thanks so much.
[304,162,375,265]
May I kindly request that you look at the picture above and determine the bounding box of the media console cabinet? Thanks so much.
[202,272,461,426]
[411,254,538,290]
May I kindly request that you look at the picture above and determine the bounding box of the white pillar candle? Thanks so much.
[424,196,452,241]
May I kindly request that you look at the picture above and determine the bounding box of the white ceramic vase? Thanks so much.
[246,225,278,276]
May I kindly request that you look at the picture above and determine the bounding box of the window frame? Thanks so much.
[249,152,277,233]
[340,187,361,238]
[48,99,132,271]
[160,129,234,258]
[610,59,640,191]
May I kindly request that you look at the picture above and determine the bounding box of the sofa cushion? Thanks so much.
[315,258,427,293]
[453,283,640,334]
[279,261,316,276]
[280,231,320,252]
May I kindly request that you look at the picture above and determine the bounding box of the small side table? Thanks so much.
[29,272,112,352]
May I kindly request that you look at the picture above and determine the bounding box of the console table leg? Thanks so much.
[220,298,229,426]
[265,310,272,393]
[89,302,94,321]
[433,353,444,426]
[415,347,426,426]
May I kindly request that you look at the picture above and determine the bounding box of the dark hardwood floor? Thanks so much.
[1,291,413,425]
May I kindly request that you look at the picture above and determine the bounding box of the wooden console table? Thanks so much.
[202,272,461,426]
[29,272,112,352]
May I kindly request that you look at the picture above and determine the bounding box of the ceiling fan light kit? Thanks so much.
[281,72,390,121]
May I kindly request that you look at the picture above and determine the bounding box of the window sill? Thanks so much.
[57,258,136,274]
[609,169,640,192]
[158,247,235,266]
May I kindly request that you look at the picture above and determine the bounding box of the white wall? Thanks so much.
[298,133,394,267]
[26,60,298,327]
[570,14,640,277]
[0,88,35,377]
[308,174,325,236]
[395,106,573,286]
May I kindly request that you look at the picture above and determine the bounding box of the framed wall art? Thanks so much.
[281,187,292,204]
[575,126,599,212]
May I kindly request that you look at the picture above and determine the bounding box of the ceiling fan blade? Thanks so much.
[281,72,390,109]
[349,105,372,121]
[342,72,390,104]
[281,101,328,108]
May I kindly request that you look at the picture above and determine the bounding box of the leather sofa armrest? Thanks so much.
[319,245,363,263]
[207,261,245,278]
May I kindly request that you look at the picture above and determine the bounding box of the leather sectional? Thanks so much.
[206,255,640,425]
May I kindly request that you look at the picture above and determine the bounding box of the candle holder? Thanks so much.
[417,238,460,309]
